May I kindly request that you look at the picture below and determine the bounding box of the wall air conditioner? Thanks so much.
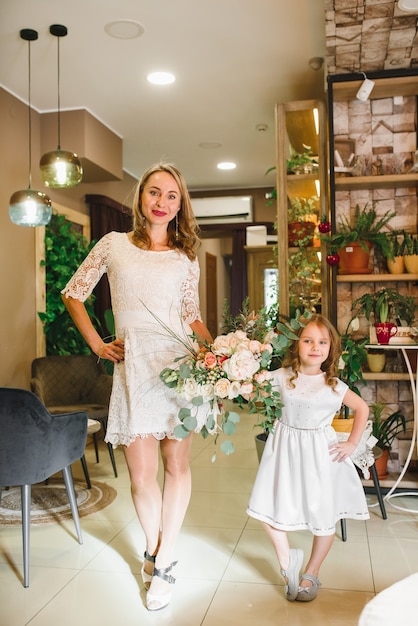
[192,196,253,225]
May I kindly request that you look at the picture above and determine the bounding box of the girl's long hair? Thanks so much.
[131,163,200,260]
[282,314,341,390]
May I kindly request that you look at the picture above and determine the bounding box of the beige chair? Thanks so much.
[31,355,118,484]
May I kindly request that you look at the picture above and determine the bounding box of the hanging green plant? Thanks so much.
[38,212,100,355]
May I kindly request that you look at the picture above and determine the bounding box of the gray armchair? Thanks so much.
[0,387,88,587]
[31,355,117,480]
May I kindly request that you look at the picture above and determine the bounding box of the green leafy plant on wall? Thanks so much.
[38,213,99,355]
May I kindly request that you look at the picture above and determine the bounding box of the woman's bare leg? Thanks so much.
[147,435,193,602]
[123,435,161,577]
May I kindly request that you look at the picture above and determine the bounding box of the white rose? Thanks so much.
[228,381,242,399]
[199,383,215,402]
[249,339,262,354]
[214,378,231,399]
[182,377,200,401]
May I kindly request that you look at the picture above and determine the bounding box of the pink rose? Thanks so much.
[204,351,217,369]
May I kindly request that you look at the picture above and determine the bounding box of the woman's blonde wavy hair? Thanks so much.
[131,163,200,260]
[282,314,341,391]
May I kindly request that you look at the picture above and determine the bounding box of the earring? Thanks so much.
[175,213,179,239]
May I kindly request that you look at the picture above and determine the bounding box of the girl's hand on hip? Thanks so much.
[328,441,356,463]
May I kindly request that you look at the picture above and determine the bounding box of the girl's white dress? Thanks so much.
[247,367,370,536]
[62,231,210,446]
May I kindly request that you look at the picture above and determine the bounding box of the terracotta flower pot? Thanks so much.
[337,241,372,274]
[374,448,389,479]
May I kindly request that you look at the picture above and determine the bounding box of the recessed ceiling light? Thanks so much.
[104,20,145,39]
[199,142,222,149]
[217,162,236,170]
[147,72,175,85]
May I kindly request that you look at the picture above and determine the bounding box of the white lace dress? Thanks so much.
[247,367,370,536]
[62,231,210,446]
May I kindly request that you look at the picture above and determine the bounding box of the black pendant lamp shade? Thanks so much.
[9,29,52,227]
[39,24,83,188]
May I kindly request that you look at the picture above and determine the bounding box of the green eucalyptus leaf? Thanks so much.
[183,415,198,431]
[173,424,191,439]
[220,440,235,455]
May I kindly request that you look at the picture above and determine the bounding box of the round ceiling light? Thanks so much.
[105,20,145,39]
[217,162,237,170]
[147,71,175,85]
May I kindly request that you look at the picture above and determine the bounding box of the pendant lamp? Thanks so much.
[9,29,52,227]
[39,24,83,188]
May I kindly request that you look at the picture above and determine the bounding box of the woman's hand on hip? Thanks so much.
[97,338,125,363]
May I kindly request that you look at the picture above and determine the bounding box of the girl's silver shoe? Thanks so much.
[280,548,304,601]
[296,573,321,602]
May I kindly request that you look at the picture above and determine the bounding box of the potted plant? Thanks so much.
[287,196,318,246]
[369,402,411,478]
[384,230,407,274]
[286,144,318,174]
[320,203,396,274]
[333,317,368,427]
[351,287,416,345]
[403,231,418,274]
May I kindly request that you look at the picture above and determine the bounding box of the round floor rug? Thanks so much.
[0,479,117,525]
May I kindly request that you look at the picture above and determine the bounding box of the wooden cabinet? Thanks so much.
[274,99,329,317]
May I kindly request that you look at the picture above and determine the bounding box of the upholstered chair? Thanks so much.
[0,388,88,587]
[31,355,118,481]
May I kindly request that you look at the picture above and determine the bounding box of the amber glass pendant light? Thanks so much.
[39,24,83,188]
[9,29,52,227]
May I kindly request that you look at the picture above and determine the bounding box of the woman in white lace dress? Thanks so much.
[247,315,369,603]
[62,163,212,611]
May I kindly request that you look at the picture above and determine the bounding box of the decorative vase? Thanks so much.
[367,351,386,373]
[387,255,405,274]
[374,322,398,345]
[404,254,418,274]
[288,221,315,247]
[337,241,372,274]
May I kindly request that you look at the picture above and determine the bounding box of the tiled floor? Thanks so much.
[1,404,418,626]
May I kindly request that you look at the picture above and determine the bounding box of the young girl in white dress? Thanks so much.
[247,314,370,602]
[62,163,213,612]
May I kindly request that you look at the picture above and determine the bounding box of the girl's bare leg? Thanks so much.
[262,522,291,569]
[300,534,335,587]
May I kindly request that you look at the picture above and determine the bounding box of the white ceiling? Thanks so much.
[0,0,327,190]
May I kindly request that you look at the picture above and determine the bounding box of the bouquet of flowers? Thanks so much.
[160,302,312,458]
